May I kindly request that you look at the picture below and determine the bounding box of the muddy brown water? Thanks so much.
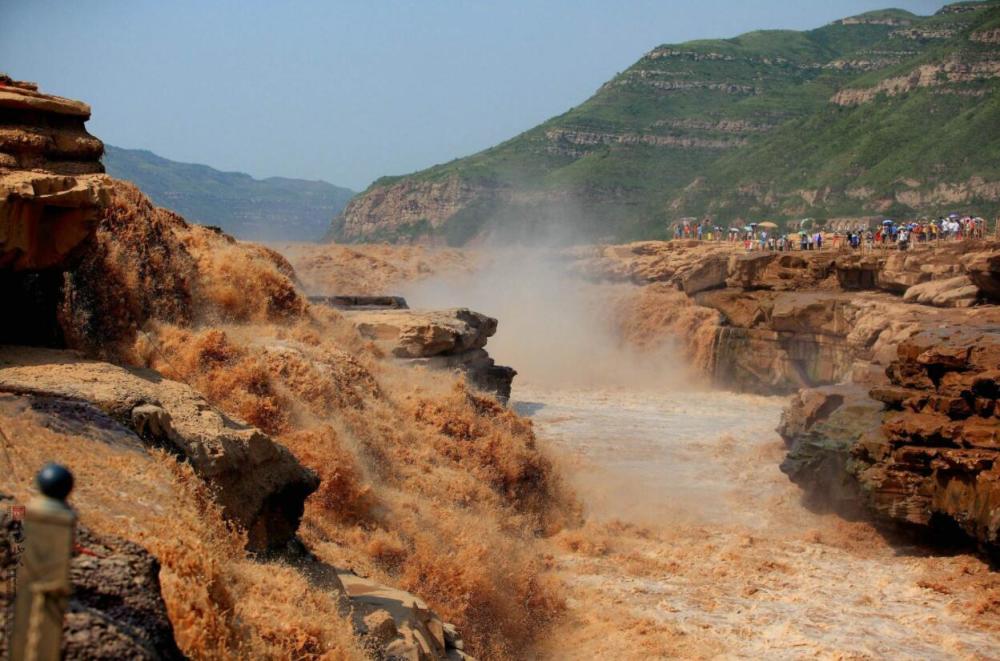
[515,384,999,659]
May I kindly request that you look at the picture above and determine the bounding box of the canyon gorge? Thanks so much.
[4,24,1000,661]
[282,234,1000,657]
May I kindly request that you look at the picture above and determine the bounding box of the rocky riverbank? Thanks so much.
[286,236,1000,557]
[2,82,574,659]
[564,239,1000,556]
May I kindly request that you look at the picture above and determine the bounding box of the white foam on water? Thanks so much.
[517,384,1000,659]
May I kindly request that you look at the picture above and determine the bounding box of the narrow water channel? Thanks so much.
[403,257,999,658]
[515,384,1000,659]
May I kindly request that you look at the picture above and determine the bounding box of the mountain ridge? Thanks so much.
[334,0,1000,245]
[104,145,354,242]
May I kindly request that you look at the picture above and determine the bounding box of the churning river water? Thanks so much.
[514,384,1000,660]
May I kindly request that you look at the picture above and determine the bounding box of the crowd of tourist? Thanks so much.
[671,214,995,252]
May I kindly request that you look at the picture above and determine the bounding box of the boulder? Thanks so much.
[769,292,851,336]
[340,572,472,660]
[902,275,980,307]
[346,308,515,402]
[965,249,1000,302]
[351,308,496,359]
[0,346,319,551]
[726,252,776,289]
[676,252,728,294]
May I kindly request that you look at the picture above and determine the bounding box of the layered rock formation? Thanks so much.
[0,80,112,346]
[574,239,1000,393]
[780,321,1000,556]
[0,78,109,269]
[0,77,104,175]
[574,239,1000,554]
[339,304,516,403]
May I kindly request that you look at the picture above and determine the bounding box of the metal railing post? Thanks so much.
[11,464,75,661]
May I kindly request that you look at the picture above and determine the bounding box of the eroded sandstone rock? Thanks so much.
[0,170,111,271]
[902,275,980,307]
[0,80,104,175]
[0,346,319,551]
[0,82,113,349]
[351,308,496,359]
[780,323,1000,556]
[344,307,516,402]
[966,249,1000,302]
[853,326,1000,548]
[0,80,111,272]
[341,572,472,660]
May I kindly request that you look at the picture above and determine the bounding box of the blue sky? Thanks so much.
[2,0,945,189]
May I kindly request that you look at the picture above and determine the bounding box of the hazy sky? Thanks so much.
[3,0,945,190]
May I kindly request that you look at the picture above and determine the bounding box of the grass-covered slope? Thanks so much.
[105,146,354,242]
[335,1,1000,244]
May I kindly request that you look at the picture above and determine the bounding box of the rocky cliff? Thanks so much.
[0,79,109,255]
[569,239,1000,555]
[334,1,1000,244]
[0,76,104,175]
[780,322,1000,558]
[0,78,113,349]
[1,83,572,659]
[571,239,999,391]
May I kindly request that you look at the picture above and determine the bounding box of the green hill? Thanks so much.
[334,1,1000,244]
[104,146,354,242]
